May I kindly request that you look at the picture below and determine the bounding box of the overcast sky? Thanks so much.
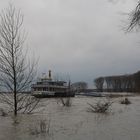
[0,0,140,87]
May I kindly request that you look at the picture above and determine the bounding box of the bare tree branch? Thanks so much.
[128,1,140,31]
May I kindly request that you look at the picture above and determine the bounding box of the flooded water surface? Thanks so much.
[0,95,140,140]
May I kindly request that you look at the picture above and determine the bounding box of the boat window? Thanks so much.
[43,88,46,91]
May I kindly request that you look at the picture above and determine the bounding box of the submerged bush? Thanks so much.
[29,119,51,135]
[57,97,72,107]
[120,98,131,105]
[87,99,113,113]
[0,108,7,117]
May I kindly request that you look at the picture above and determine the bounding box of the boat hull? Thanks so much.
[32,92,75,98]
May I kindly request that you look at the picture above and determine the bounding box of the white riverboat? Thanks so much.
[31,70,74,98]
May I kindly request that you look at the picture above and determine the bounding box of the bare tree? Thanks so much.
[71,81,88,93]
[95,71,140,93]
[94,77,104,92]
[128,1,140,31]
[0,4,39,116]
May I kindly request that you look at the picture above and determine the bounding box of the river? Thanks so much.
[0,95,140,140]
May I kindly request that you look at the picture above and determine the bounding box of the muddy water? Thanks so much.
[0,96,140,140]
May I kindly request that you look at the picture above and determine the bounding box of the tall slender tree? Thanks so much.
[0,4,39,116]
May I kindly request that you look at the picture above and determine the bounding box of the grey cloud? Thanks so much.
[0,0,139,87]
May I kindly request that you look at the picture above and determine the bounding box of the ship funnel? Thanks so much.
[49,70,52,79]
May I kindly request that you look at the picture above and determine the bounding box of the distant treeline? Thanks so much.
[94,71,140,92]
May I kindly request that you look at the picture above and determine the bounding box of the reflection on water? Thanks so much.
[0,96,140,140]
